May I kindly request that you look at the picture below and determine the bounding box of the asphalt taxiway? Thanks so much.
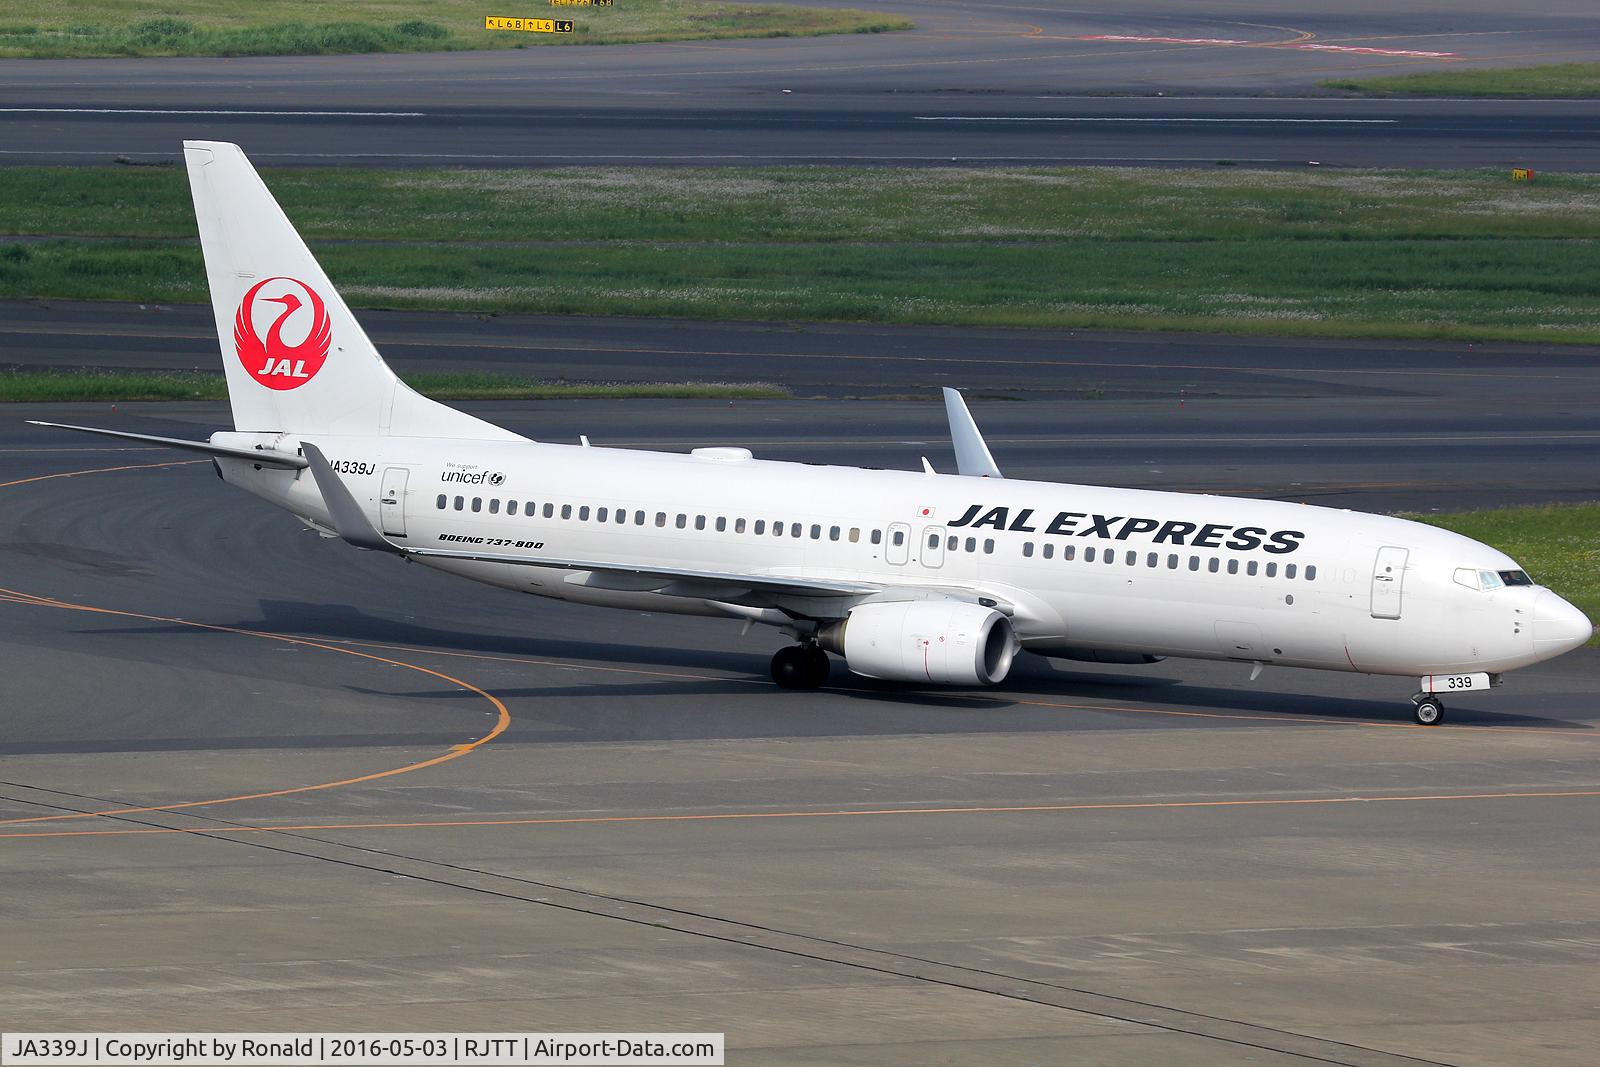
[1,392,1597,1063]
[2,0,1598,168]
[7,298,1600,513]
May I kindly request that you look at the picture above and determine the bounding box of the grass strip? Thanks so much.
[7,165,1598,243]
[0,371,788,403]
[6,236,1599,344]
[1414,503,1600,644]
[0,1,908,58]
[1324,63,1600,99]
[4,165,1599,343]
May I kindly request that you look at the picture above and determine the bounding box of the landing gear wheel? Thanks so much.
[772,644,826,689]
[802,643,830,688]
[1413,698,1445,726]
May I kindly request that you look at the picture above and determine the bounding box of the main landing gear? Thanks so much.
[772,642,830,689]
[1411,694,1445,726]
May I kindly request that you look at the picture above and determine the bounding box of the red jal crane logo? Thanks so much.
[233,277,332,390]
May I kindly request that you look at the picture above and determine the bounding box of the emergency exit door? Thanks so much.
[379,467,409,537]
[1370,546,1408,619]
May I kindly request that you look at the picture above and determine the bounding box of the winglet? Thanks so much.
[301,442,403,554]
[942,388,1003,478]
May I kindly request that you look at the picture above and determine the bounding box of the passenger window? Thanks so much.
[544,503,555,519]
[579,506,590,521]
[928,533,940,549]
[1042,544,1054,559]
[893,529,905,546]
[965,537,976,553]
[849,528,860,543]
[1168,554,1178,569]
[717,517,727,532]
[471,497,482,513]
[508,500,519,516]
[526,501,536,515]
[676,514,687,529]
[562,504,573,520]
[436,494,447,510]
[985,539,995,555]
[617,509,627,524]
[1305,565,1317,581]
[489,498,500,515]
[597,507,607,522]
[736,518,746,533]
[755,519,767,535]
[1085,546,1097,562]
[809,524,820,540]
[695,515,706,531]
[1126,551,1137,565]
[830,526,840,541]
[454,496,464,511]
[655,512,667,527]
[1188,556,1199,571]
[1147,552,1158,567]
[947,535,958,550]
[791,523,802,538]
[1285,563,1297,579]
[1227,559,1238,575]
[1266,562,1278,577]
[1064,545,1076,561]
[1247,560,1258,576]
[635,510,646,525]
[1207,558,1218,573]
[870,529,882,545]
[1023,542,1034,558]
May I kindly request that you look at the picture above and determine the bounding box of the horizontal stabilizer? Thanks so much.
[942,388,1003,479]
[26,421,307,469]
[301,442,400,553]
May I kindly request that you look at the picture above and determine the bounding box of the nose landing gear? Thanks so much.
[1411,694,1445,726]
[772,642,830,689]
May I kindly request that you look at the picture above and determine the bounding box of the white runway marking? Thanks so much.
[0,107,424,117]
[916,116,1400,124]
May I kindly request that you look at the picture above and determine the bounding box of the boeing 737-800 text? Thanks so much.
[32,142,1593,725]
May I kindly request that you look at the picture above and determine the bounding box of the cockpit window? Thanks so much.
[1460,568,1535,591]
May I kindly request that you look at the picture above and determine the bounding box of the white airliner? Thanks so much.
[33,141,1593,725]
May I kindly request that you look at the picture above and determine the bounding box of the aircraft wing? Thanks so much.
[301,443,878,601]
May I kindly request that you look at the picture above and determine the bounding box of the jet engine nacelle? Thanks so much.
[817,601,1017,686]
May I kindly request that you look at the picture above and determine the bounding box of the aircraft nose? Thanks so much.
[1533,591,1593,660]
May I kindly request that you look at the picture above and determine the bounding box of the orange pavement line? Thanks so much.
[4,788,1596,841]
[0,458,204,489]
[0,459,511,827]
[0,587,512,826]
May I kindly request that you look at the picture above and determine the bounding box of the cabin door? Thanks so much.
[886,522,910,565]
[1370,546,1409,619]
[379,466,409,538]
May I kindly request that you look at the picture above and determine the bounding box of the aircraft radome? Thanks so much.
[31,142,1594,726]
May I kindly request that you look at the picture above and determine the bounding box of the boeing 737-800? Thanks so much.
[32,142,1594,725]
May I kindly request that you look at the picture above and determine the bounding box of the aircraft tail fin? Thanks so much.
[183,140,521,442]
